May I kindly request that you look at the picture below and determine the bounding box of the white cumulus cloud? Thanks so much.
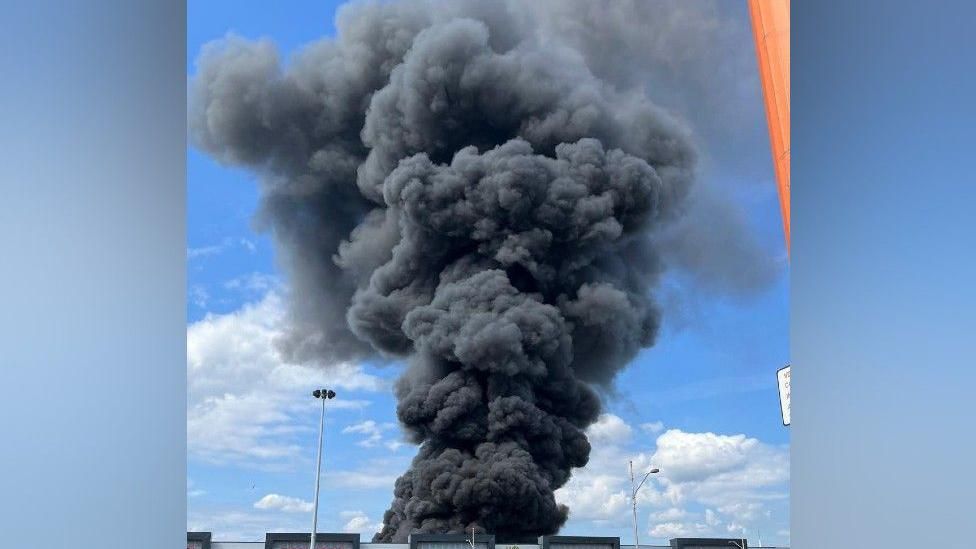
[587,413,634,445]
[253,493,314,513]
[651,429,757,482]
[188,291,383,468]
[554,414,789,545]
[341,510,383,537]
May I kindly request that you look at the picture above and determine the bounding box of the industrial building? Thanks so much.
[188,532,781,549]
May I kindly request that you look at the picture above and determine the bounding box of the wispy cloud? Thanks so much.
[188,236,260,260]
[324,457,409,490]
[342,420,404,449]
[189,284,210,309]
[187,244,224,259]
[641,421,665,434]
[642,374,773,407]
[325,470,400,490]
[223,272,279,294]
[187,477,206,498]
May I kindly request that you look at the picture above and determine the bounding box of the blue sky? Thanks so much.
[186,1,789,545]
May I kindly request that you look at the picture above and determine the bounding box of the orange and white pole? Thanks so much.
[748,0,791,254]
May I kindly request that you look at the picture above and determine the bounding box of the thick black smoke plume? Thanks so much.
[190,0,768,541]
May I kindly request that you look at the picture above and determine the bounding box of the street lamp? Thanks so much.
[310,388,336,549]
[629,461,660,549]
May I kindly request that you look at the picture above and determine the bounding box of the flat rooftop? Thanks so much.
[188,533,786,549]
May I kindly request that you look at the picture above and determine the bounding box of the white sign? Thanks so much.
[777,365,791,426]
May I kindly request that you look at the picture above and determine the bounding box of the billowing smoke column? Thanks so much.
[190,0,702,542]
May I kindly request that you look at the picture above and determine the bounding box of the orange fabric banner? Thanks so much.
[748,0,791,253]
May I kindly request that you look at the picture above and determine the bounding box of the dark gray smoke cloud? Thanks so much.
[189,0,774,541]
[523,0,783,295]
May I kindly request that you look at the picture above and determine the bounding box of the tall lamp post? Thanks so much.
[310,389,336,549]
[629,461,660,549]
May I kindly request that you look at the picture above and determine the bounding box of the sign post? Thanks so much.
[777,365,791,426]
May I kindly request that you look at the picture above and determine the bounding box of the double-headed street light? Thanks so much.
[310,389,336,549]
[629,461,660,549]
